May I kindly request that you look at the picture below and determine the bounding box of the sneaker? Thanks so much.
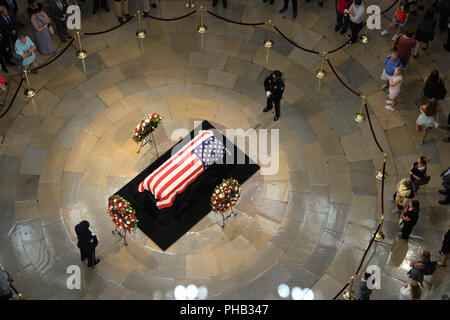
[381,30,388,36]
[392,34,398,41]
[385,105,395,111]
[185,2,190,7]
[381,83,388,90]
[191,3,195,7]
[386,100,392,104]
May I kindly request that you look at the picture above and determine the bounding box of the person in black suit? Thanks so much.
[439,167,450,205]
[49,0,73,42]
[263,70,285,121]
[279,0,298,19]
[0,5,17,44]
[75,220,100,267]
[0,27,15,72]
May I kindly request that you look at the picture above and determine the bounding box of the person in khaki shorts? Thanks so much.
[115,0,130,23]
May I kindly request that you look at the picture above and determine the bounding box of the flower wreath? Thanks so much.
[211,178,241,214]
[108,194,138,232]
[132,113,162,143]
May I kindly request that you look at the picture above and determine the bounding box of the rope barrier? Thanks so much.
[328,39,351,54]
[30,39,75,72]
[206,10,265,26]
[143,10,197,21]
[381,0,400,15]
[84,15,135,35]
[0,76,24,118]
[365,103,385,153]
[326,57,361,97]
[274,26,320,54]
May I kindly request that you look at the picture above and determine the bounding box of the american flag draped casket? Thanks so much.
[138,130,231,209]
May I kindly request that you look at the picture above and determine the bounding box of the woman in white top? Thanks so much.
[385,67,405,112]
[399,280,422,300]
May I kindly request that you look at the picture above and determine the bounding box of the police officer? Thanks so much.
[75,220,100,267]
[263,70,285,121]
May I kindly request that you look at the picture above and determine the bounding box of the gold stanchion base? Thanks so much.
[360,34,369,44]
[197,25,207,34]
[76,50,87,60]
[136,30,146,39]
[375,170,386,180]
[374,231,385,242]
[16,293,24,300]
[342,290,352,300]
[24,88,36,98]
[354,113,366,123]
[315,69,326,79]
[264,40,273,48]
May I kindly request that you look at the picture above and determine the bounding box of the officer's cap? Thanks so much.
[273,70,282,78]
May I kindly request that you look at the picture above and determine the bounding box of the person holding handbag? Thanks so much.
[30,7,54,55]
[423,70,447,101]
[408,156,429,193]
[416,98,438,145]
[392,177,414,213]
[399,200,419,239]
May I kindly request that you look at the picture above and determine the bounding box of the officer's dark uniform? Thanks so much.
[263,70,285,121]
[75,220,100,267]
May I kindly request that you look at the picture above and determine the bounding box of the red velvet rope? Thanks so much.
[326,57,361,97]
[274,26,320,54]
[84,16,134,35]
[0,76,24,118]
[206,10,265,26]
[143,10,197,21]
[365,103,385,153]
[328,39,351,54]
[30,39,74,72]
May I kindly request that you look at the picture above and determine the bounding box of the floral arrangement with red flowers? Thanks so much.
[108,194,138,233]
[132,113,162,143]
[211,178,241,214]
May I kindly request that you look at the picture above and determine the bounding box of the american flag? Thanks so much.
[138,130,231,209]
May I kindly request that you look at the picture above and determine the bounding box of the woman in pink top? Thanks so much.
[385,67,405,111]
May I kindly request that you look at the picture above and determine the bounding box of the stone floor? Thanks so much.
[0,0,449,300]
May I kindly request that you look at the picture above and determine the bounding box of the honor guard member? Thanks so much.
[75,220,100,267]
[263,70,285,121]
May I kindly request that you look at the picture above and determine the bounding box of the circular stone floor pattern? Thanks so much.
[0,0,449,300]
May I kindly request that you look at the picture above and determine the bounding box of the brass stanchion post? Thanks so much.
[75,31,87,74]
[315,51,327,79]
[136,10,146,39]
[375,152,388,180]
[264,20,273,63]
[354,95,366,123]
[343,275,355,300]
[197,6,207,50]
[360,23,369,44]
[23,70,36,98]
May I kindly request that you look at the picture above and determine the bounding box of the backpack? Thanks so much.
[423,261,437,276]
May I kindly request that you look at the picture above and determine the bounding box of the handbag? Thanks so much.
[415,175,431,186]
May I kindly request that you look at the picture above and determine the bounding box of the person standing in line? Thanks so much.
[114,0,130,23]
[396,29,416,65]
[0,27,14,72]
[399,280,422,300]
[399,200,420,240]
[438,167,450,205]
[423,70,447,101]
[381,0,410,40]
[408,155,427,194]
[213,0,227,9]
[0,6,18,44]
[416,98,438,145]
[30,7,54,55]
[75,220,100,267]
[14,33,37,74]
[385,67,404,112]
[263,70,285,122]
[49,0,73,42]
[335,0,353,34]
[345,0,365,45]
[438,226,449,266]
[380,51,405,91]
[279,0,298,19]
[392,177,414,213]
[354,272,373,300]
[407,250,434,285]
[413,8,436,57]
[439,0,450,31]
[93,0,109,14]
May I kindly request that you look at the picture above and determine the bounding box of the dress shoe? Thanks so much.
[151,2,157,9]
[293,11,297,18]
[59,36,66,42]
[274,116,279,121]
[125,14,131,20]
[118,16,124,23]
[439,190,449,195]
[263,107,271,112]
[279,7,288,14]
[335,25,341,31]
[439,200,450,205]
